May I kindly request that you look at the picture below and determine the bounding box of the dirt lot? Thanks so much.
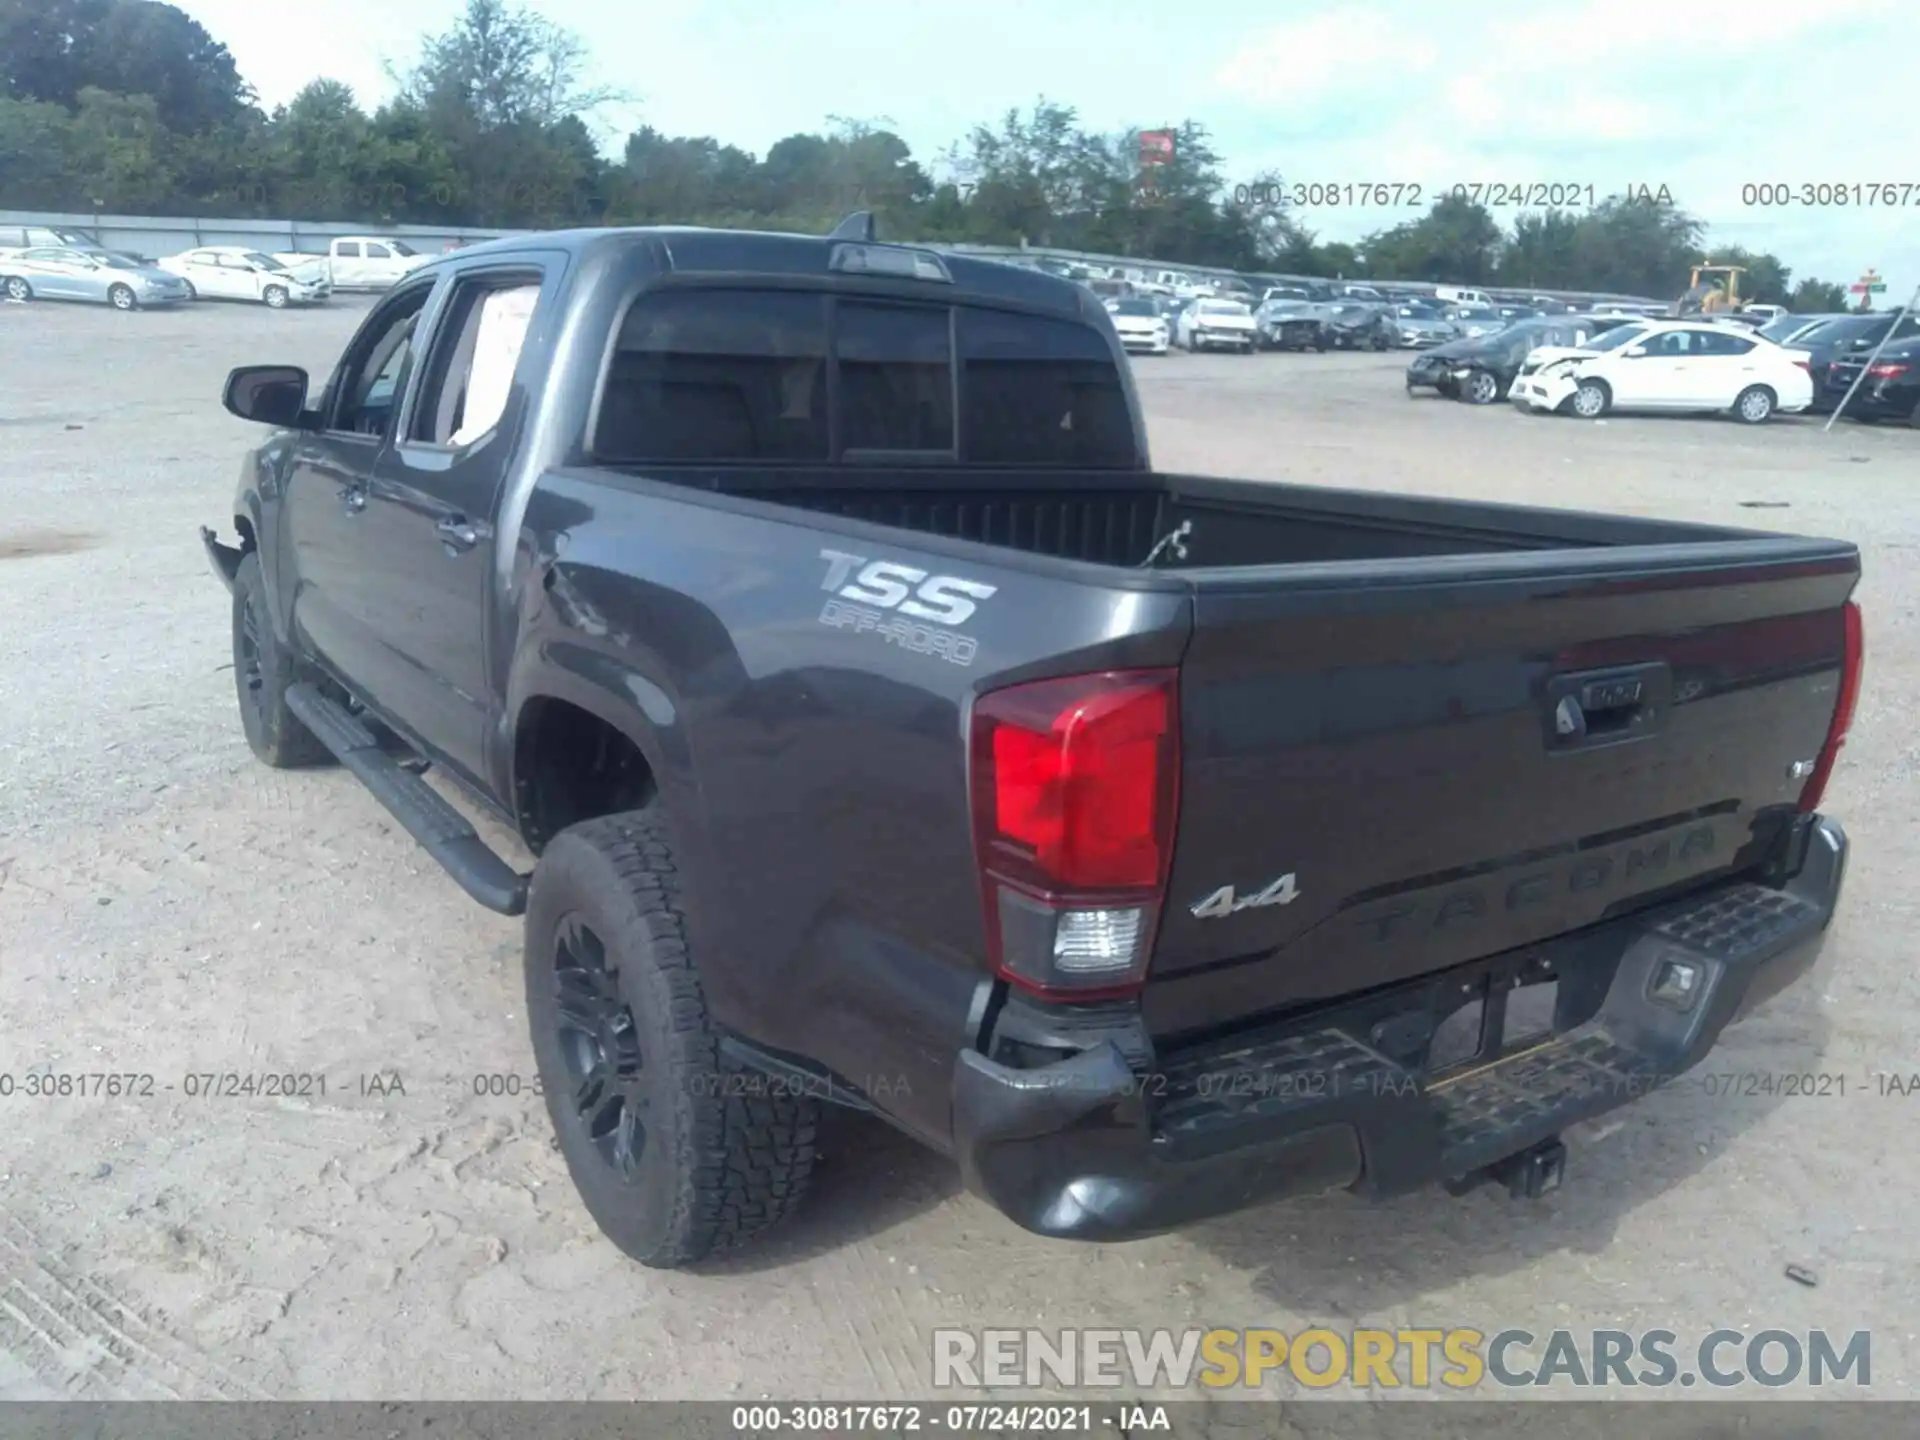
[1,295,1917,1413]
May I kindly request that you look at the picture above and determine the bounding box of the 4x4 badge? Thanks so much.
[1191,874,1299,919]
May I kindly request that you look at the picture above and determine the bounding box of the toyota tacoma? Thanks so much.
[201,215,1864,1267]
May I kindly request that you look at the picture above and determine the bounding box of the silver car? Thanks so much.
[0,246,193,310]
[1394,304,1459,347]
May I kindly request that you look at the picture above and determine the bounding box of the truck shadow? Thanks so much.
[691,1105,959,1275]
[1188,996,1834,1310]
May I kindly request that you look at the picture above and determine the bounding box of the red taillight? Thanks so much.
[1798,601,1864,813]
[969,669,1179,1000]
[1867,362,1910,380]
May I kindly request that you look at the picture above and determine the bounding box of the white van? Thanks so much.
[1435,286,1493,306]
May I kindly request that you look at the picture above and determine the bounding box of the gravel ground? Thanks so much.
[1,294,1917,1420]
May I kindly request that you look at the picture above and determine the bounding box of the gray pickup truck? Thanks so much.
[203,215,1863,1268]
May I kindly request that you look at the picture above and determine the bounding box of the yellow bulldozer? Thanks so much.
[1674,263,1745,316]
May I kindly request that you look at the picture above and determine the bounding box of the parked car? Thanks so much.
[1825,340,1920,425]
[1509,321,1813,422]
[1319,301,1399,350]
[1394,302,1459,348]
[157,246,332,307]
[1106,296,1171,354]
[274,235,430,291]
[1791,311,1920,413]
[200,218,1862,1265]
[1255,299,1324,351]
[1445,304,1505,340]
[1758,313,1846,348]
[1407,315,1640,404]
[1742,304,1788,323]
[0,245,192,309]
[1434,285,1492,306]
[1176,297,1257,352]
[1331,283,1387,302]
[0,224,122,256]
[1493,303,1542,324]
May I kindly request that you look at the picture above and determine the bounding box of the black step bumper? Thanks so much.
[951,817,1847,1241]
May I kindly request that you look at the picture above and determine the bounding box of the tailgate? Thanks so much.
[1147,541,1859,1038]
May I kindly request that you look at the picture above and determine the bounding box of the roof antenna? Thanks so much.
[828,210,876,242]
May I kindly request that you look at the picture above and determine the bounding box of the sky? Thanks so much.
[176,0,1920,297]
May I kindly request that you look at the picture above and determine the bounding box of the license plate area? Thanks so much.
[1352,950,1580,1085]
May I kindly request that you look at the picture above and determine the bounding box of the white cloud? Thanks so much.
[1215,0,1920,285]
[1214,10,1439,106]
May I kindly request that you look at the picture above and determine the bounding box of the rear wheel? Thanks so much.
[108,283,136,311]
[1570,379,1611,418]
[525,812,819,1267]
[1732,385,1775,424]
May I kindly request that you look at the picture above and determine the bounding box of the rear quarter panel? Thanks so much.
[506,472,1191,1147]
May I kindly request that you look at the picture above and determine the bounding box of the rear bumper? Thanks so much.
[952,817,1847,1241]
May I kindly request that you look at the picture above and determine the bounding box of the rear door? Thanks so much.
[1147,534,1859,1037]
[332,241,364,287]
[347,262,553,781]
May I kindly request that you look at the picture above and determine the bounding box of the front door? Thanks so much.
[281,280,436,715]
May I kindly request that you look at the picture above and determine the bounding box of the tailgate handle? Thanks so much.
[1545,663,1669,750]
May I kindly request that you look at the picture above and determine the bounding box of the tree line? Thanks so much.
[0,0,1857,310]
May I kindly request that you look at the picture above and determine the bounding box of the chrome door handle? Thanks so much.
[339,486,367,514]
[436,515,480,552]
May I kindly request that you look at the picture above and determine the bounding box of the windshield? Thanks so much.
[1452,306,1498,321]
[243,251,288,271]
[1580,323,1650,352]
[1200,300,1249,315]
[1113,299,1158,316]
[82,251,142,269]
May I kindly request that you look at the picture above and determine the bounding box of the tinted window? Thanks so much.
[331,287,430,437]
[1697,331,1756,356]
[957,307,1134,467]
[366,243,392,259]
[594,292,1134,469]
[834,302,954,453]
[596,289,830,462]
[337,242,361,258]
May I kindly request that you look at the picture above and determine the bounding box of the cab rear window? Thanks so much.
[592,288,1135,468]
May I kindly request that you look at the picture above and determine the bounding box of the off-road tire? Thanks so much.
[525,812,818,1268]
[232,552,333,768]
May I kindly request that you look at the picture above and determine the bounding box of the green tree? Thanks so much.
[1790,277,1849,311]
[1361,194,1502,283]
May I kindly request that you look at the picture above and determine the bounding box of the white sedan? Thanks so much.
[156,247,330,307]
[1105,297,1171,354]
[1175,298,1257,352]
[1509,321,1812,423]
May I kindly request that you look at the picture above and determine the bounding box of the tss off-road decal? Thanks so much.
[817,549,996,666]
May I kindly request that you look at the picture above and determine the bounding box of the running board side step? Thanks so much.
[283,682,530,916]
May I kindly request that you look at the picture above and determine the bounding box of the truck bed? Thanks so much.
[640,464,1743,570]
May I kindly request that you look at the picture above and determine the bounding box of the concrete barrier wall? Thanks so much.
[0,209,529,259]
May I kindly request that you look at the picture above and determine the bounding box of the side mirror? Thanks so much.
[224,365,312,427]
[1623,345,1648,358]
